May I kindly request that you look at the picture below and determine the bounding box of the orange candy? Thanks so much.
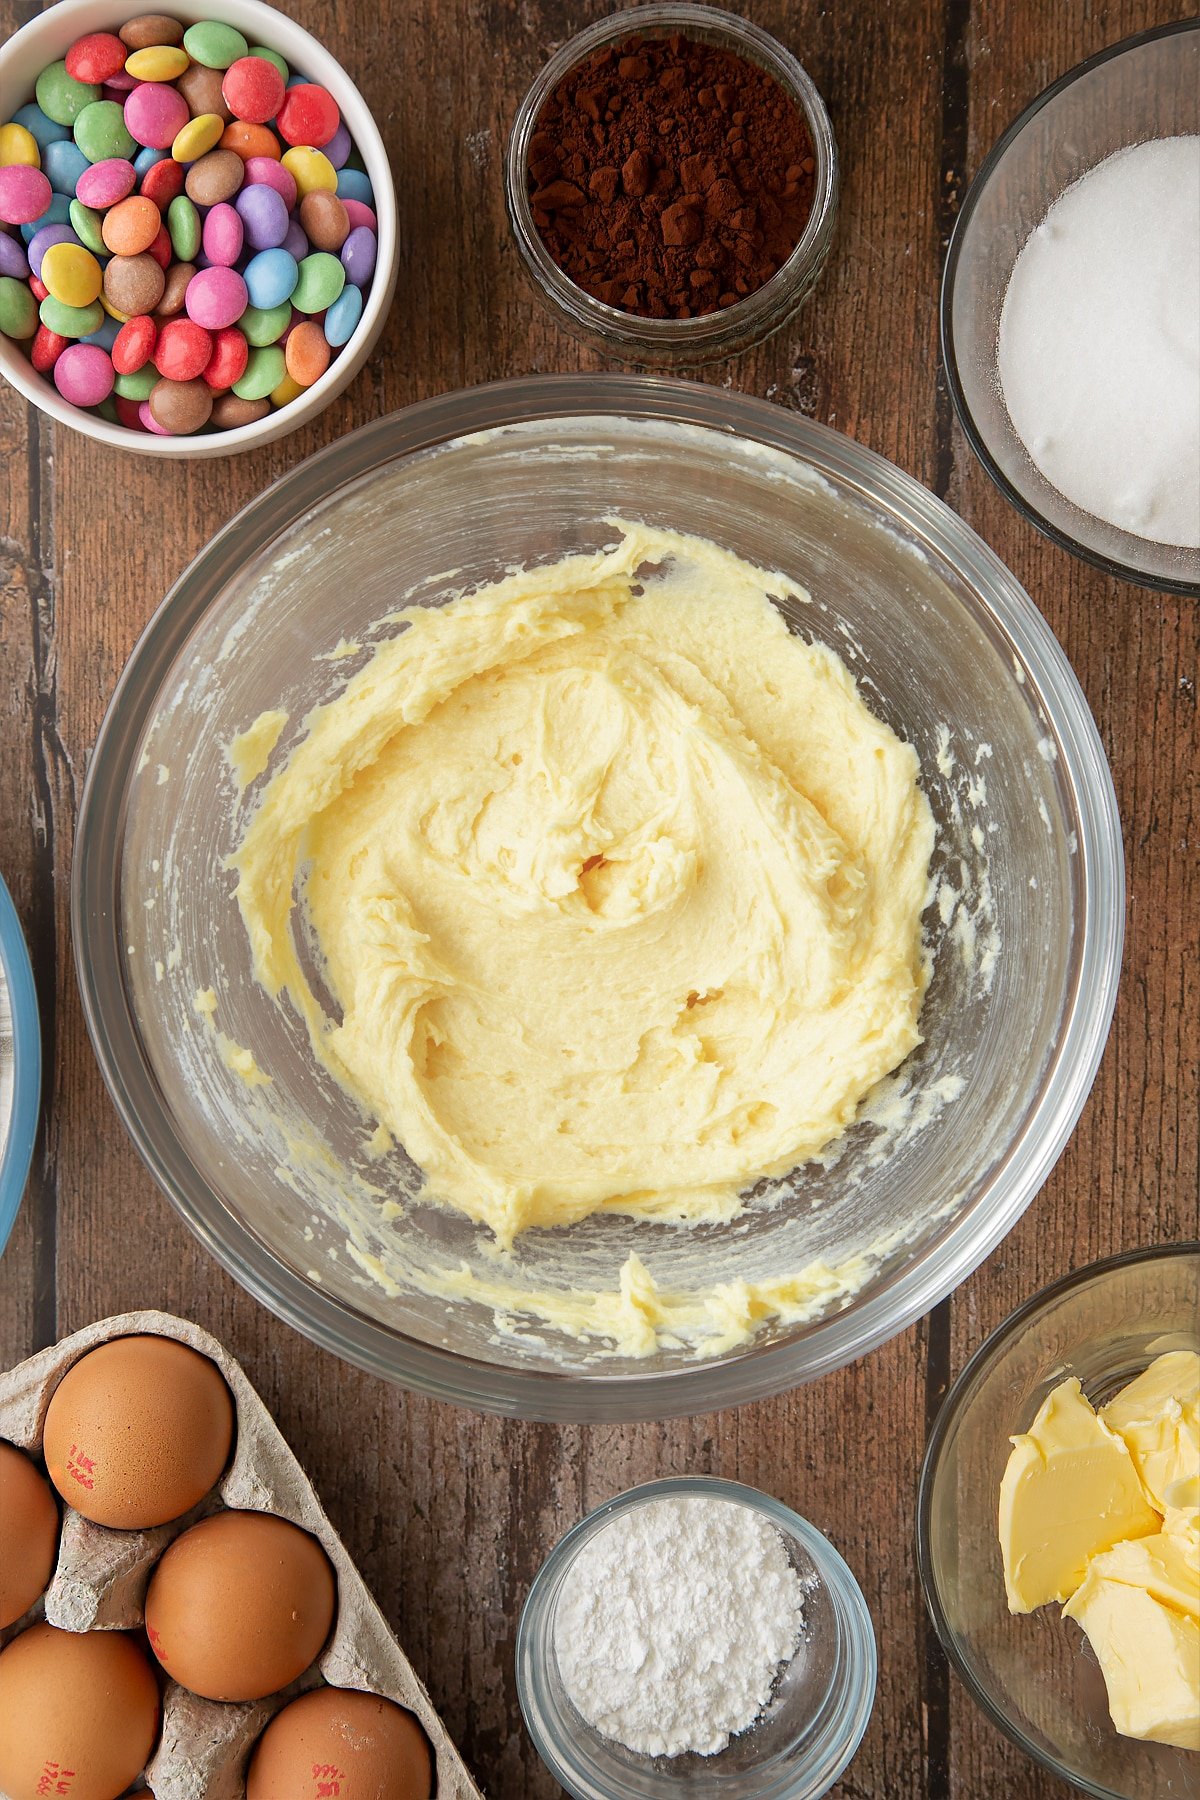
[102,195,162,257]
[218,120,280,162]
[284,320,331,387]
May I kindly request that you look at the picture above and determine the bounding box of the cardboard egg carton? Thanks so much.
[0,1310,485,1800]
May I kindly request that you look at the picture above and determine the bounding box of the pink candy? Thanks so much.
[0,165,52,227]
[124,81,190,151]
[243,157,297,211]
[75,158,137,209]
[53,344,115,407]
[342,199,378,234]
[138,398,172,435]
[202,203,243,267]
[185,266,249,331]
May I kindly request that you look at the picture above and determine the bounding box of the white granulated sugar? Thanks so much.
[553,1495,805,1758]
[998,136,1200,548]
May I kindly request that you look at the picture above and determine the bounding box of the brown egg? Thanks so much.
[42,1334,234,1528]
[0,1442,59,1628]
[144,1509,336,1700]
[0,1623,159,1800]
[247,1687,435,1800]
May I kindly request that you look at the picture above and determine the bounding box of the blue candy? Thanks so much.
[81,314,121,350]
[335,168,373,205]
[243,246,298,309]
[20,194,72,243]
[42,138,90,196]
[12,102,69,151]
[133,145,169,177]
[323,281,362,347]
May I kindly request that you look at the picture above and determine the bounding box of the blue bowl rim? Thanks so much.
[0,871,41,1260]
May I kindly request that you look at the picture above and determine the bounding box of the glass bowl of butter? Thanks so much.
[73,375,1122,1420]
[919,1243,1200,1798]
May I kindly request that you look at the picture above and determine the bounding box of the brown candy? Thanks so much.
[118,12,184,49]
[149,377,213,435]
[298,191,350,252]
[177,62,232,123]
[211,394,270,429]
[185,150,245,206]
[103,251,165,317]
[155,261,194,319]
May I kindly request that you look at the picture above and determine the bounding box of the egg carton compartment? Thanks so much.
[0,1310,485,1800]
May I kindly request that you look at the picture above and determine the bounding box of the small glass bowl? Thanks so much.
[0,871,40,1261]
[918,1243,1200,1799]
[516,1477,876,1800]
[504,5,838,365]
[942,21,1200,594]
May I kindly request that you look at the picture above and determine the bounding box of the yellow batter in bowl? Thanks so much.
[231,521,935,1326]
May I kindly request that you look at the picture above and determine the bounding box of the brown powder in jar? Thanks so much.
[527,32,816,320]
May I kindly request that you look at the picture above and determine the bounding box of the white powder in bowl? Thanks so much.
[997,136,1200,549]
[552,1494,806,1758]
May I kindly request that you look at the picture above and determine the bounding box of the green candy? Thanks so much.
[0,276,39,341]
[74,100,136,164]
[291,252,344,315]
[167,194,201,262]
[182,20,249,68]
[249,45,288,80]
[69,199,107,255]
[39,293,103,338]
[233,344,285,400]
[114,366,158,400]
[94,396,119,423]
[34,61,101,127]
[240,301,291,346]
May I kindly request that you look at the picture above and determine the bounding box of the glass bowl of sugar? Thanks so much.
[943,20,1199,594]
[516,1477,876,1799]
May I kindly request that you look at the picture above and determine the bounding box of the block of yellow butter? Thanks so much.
[1063,1558,1200,1751]
[998,1376,1160,1612]
[1101,1348,1200,1517]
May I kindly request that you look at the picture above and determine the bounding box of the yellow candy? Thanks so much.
[40,242,103,308]
[0,122,40,168]
[100,291,131,323]
[124,44,190,80]
[269,372,305,408]
[172,113,224,163]
[280,146,337,198]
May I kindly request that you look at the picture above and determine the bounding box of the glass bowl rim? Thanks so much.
[503,1,839,358]
[916,1239,1200,1798]
[71,371,1125,1421]
[0,872,40,1263]
[515,1473,877,1800]
[939,16,1200,598]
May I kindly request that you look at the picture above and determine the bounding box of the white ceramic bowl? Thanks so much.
[0,0,398,457]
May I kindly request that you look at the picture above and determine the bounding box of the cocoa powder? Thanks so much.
[528,32,815,320]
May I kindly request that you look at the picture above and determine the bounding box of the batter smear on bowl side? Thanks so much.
[230,522,935,1320]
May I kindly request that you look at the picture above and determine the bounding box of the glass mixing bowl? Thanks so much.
[918,1245,1200,1798]
[72,376,1123,1420]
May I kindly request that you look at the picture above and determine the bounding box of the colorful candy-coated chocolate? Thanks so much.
[149,372,212,430]
[201,201,243,266]
[243,246,297,309]
[138,396,171,432]
[20,194,71,242]
[41,138,90,195]
[27,222,79,278]
[340,225,376,288]
[154,314,212,378]
[0,234,31,279]
[243,155,296,209]
[112,312,157,372]
[183,20,249,69]
[75,155,137,207]
[177,61,230,122]
[275,83,340,150]
[172,112,224,162]
[65,33,129,85]
[202,322,248,389]
[74,99,137,163]
[120,15,185,51]
[28,275,49,302]
[39,292,103,338]
[148,223,173,269]
[269,368,305,406]
[335,167,374,205]
[211,390,268,427]
[281,145,338,200]
[299,190,349,252]
[0,121,41,167]
[166,192,200,260]
[40,240,103,307]
[240,300,290,345]
[30,321,68,370]
[35,63,101,128]
[185,148,243,204]
[232,342,284,398]
[323,119,352,171]
[236,182,288,250]
[221,56,284,126]
[54,340,115,404]
[125,78,190,149]
[0,275,39,339]
[103,194,161,255]
[284,318,330,386]
[11,104,69,151]
[141,156,184,207]
[80,313,121,351]
[133,143,167,174]
[291,250,344,314]
[185,264,247,330]
[249,45,288,80]
[0,165,53,226]
[219,119,279,161]
[280,218,308,261]
[124,44,190,82]
[115,363,158,398]
[103,249,165,315]
[68,198,108,254]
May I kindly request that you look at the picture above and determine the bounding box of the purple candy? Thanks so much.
[340,225,376,288]
[75,157,137,209]
[0,165,53,227]
[28,222,81,278]
[0,231,31,279]
[281,218,307,261]
[243,156,296,210]
[203,201,244,267]
[185,264,248,330]
[138,397,171,434]
[124,81,189,152]
[323,120,352,169]
[54,343,115,407]
[103,74,138,99]
[235,183,288,251]
[341,198,376,234]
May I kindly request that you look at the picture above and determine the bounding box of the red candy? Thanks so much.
[65,31,129,84]
[202,325,249,391]
[141,158,184,209]
[30,325,69,374]
[112,315,157,375]
[115,394,147,431]
[220,56,285,127]
[29,275,49,303]
[147,224,172,270]
[154,317,212,381]
[275,83,340,150]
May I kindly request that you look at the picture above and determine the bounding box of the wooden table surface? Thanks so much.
[1,1,1196,1794]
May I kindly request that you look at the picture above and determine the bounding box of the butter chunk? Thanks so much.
[1101,1350,1200,1517]
[1080,1526,1200,1624]
[999,1377,1160,1612]
[1064,1567,1200,1750]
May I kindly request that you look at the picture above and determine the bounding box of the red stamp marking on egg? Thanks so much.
[64,1443,97,1490]
[312,1766,347,1798]
[36,1765,77,1796]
